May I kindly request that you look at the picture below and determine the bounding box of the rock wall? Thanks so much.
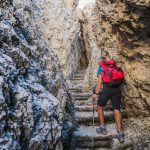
[81,0,150,117]
[80,1,150,148]
[31,0,81,78]
[0,0,76,149]
[80,3,102,91]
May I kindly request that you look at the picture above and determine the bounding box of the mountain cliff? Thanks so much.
[0,0,79,149]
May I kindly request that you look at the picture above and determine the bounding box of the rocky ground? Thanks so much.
[124,117,150,150]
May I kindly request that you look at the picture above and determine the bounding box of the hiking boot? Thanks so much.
[117,131,125,143]
[96,126,107,135]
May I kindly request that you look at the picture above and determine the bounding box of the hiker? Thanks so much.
[93,57,125,142]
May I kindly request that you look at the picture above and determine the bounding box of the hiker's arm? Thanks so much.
[95,75,102,94]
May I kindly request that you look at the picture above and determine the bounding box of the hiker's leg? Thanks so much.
[114,109,124,142]
[111,87,123,131]
[97,106,105,126]
[114,109,123,132]
[97,86,110,126]
[96,105,107,134]
[96,86,110,134]
[111,88,124,142]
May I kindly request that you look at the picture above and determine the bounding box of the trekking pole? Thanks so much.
[92,88,95,150]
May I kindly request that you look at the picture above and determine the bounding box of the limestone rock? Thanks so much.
[124,117,150,150]
[32,0,81,77]
[0,0,76,149]
[80,3,101,91]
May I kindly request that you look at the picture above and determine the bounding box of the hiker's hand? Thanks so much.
[92,94,98,99]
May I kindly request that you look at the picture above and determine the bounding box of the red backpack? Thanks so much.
[100,60,124,86]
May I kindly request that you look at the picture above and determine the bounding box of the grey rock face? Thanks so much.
[0,0,74,149]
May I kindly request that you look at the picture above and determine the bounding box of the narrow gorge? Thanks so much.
[0,0,150,150]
